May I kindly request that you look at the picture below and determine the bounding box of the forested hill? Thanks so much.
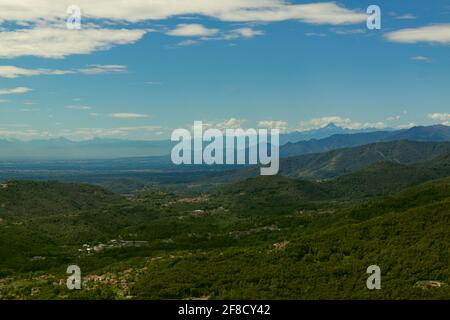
[280,125,450,157]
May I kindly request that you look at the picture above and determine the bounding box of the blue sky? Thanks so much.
[0,0,449,140]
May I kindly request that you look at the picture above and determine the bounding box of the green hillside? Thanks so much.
[0,180,121,219]
[279,140,450,180]
[0,154,449,299]
[225,140,450,186]
[324,161,439,198]
[212,175,330,215]
[214,151,450,207]
[421,152,450,171]
[128,177,450,299]
[280,124,450,158]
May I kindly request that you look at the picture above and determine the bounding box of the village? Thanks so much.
[79,239,148,255]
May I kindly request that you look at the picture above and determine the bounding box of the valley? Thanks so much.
[0,127,449,299]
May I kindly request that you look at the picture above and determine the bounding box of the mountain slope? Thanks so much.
[279,123,390,144]
[132,177,450,299]
[213,175,329,214]
[0,171,448,299]
[0,180,122,219]
[324,161,441,198]
[349,176,450,220]
[279,140,450,180]
[387,125,450,142]
[280,125,450,158]
[214,148,450,210]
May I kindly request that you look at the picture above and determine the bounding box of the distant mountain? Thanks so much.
[0,124,448,161]
[280,130,393,157]
[280,125,450,157]
[215,150,450,207]
[0,124,367,160]
[279,140,450,180]
[387,125,450,141]
[279,123,390,144]
[223,140,450,185]
[323,161,442,198]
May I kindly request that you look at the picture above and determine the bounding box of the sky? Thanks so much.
[0,0,449,141]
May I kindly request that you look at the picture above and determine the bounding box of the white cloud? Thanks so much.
[299,116,350,129]
[62,125,161,140]
[0,128,44,140]
[65,105,92,110]
[385,24,450,45]
[109,113,149,119]
[411,55,431,63]
[0,66,70,78]
[428,113,450,121]
[0,2,367,58]
[215,118,247,130]
[0,64,127,78]
[0,125,162,141]
[174,39,199,46]
[396,14,416,20]
[0,27,147,59]
[167,24,219,37]
[304,32,326,37]
[298,116,386,131]
[0,1,367,25]
[258,120,288,131]
[214,2,367,24]
[170,26,264,43]
[224,28,264,39]
[397,123,416,129]
[195,118,247,131]
[330,28,365,35]
[77,65,127,75]
[0,87,32,95]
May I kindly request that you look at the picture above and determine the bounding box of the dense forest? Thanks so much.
[0,146,449,299]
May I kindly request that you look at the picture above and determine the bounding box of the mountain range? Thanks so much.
[0,123,420,160]
[0,124,447,161]
[279,123,392,144]
[279,140,450,180]
[280,124,450,157]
